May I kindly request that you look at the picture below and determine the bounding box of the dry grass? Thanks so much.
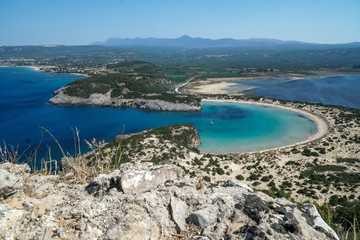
[1,126,125,184]
[42,126,125,184]
[0,140,30,164]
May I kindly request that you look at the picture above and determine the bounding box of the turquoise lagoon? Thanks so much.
[196,102,316,153]
[0,67,317,158]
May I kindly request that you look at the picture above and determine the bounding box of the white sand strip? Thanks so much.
[192,82,239,94]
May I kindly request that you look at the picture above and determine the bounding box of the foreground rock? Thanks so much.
[49,88,201,111]
[0,169,22,200]
[0,162,339,240]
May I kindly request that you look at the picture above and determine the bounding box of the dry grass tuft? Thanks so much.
[1,126,125,184]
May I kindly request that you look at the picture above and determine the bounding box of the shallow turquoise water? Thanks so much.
[0,67,316,159]
[195,102,316,153]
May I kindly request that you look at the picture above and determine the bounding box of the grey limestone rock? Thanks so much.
[49,89,201,112]
[86,163,184,195]
[0,162,340,240]
[187,204,219,229]
[0,169,22,200]
[85,170,122,196]
[170,196,189,232]
[120,164,184,194]
[302,204,340,240]
[103,205,160,240]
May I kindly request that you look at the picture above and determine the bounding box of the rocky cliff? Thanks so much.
[0,162,339,240]
[48,87,201,112]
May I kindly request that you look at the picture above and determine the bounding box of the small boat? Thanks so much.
[210,121,214,125]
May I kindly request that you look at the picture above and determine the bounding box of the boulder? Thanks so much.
[242,194,269,224]
[85,170,121,196]
[187,204,219,229]
[103,205,159,240]
[302,204,340,240]
[0,169,22,200]
[86,163,184,195]
[120,163,184,194]
[170,196,188,232]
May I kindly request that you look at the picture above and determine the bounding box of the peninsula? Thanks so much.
[48,73,201,111]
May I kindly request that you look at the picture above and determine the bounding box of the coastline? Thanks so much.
[1,65,359,205]
[193,98,360,203]
[0,65,89,77]
[182,72,360,95]
[48,88,202,112]
[25,66,41,71]
[0,65,40,71]
[202,98,329,154]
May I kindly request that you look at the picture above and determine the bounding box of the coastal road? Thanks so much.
[174,75,199,94]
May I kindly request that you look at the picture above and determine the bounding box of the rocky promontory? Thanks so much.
[0,162,339,240]
[49,87,201,111]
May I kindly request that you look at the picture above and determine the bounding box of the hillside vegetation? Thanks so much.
[1,44,360,78]
[62,73,201,106]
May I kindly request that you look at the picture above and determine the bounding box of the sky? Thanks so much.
[0,0,359,46]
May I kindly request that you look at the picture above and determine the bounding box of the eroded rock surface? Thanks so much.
[0,162,339,240]
[49,88,201,112]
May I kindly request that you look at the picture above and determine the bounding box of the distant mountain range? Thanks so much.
[91,35,360,48]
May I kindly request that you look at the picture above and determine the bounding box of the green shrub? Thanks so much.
[260,176,271,182]
[193,157,203,166]
[290,147,300,154]
[267,180,276,187]
[302,148,319,157]
[337,157,360,164]
[216,167,225,175]
[252,181,261,186]
[280,181,293,189]
[285,160,301,166]
[260,186,291,199]
[203,176,211,182]
[318,199,360,237]
[191,148,200,154]
[236,175,244,181]
[248,173,259,181]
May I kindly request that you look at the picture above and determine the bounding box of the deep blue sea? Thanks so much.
[0,67,319,162]
[226,75,360,109]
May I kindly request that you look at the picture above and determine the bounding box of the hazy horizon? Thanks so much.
[3,35,360,47]
[1,0,360,46]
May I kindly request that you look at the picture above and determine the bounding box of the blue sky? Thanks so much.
[0,0,359,45]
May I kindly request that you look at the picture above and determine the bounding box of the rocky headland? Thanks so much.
[49,87,201,112]
[0,162,339,240]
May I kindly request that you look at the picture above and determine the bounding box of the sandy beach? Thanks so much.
[26,66,41,71]
[181,72,354,95]
[0,66,41,71]
[0,65,89,77]
[191,82,239,94]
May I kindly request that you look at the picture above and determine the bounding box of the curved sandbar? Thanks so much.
[202,99,329,153]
